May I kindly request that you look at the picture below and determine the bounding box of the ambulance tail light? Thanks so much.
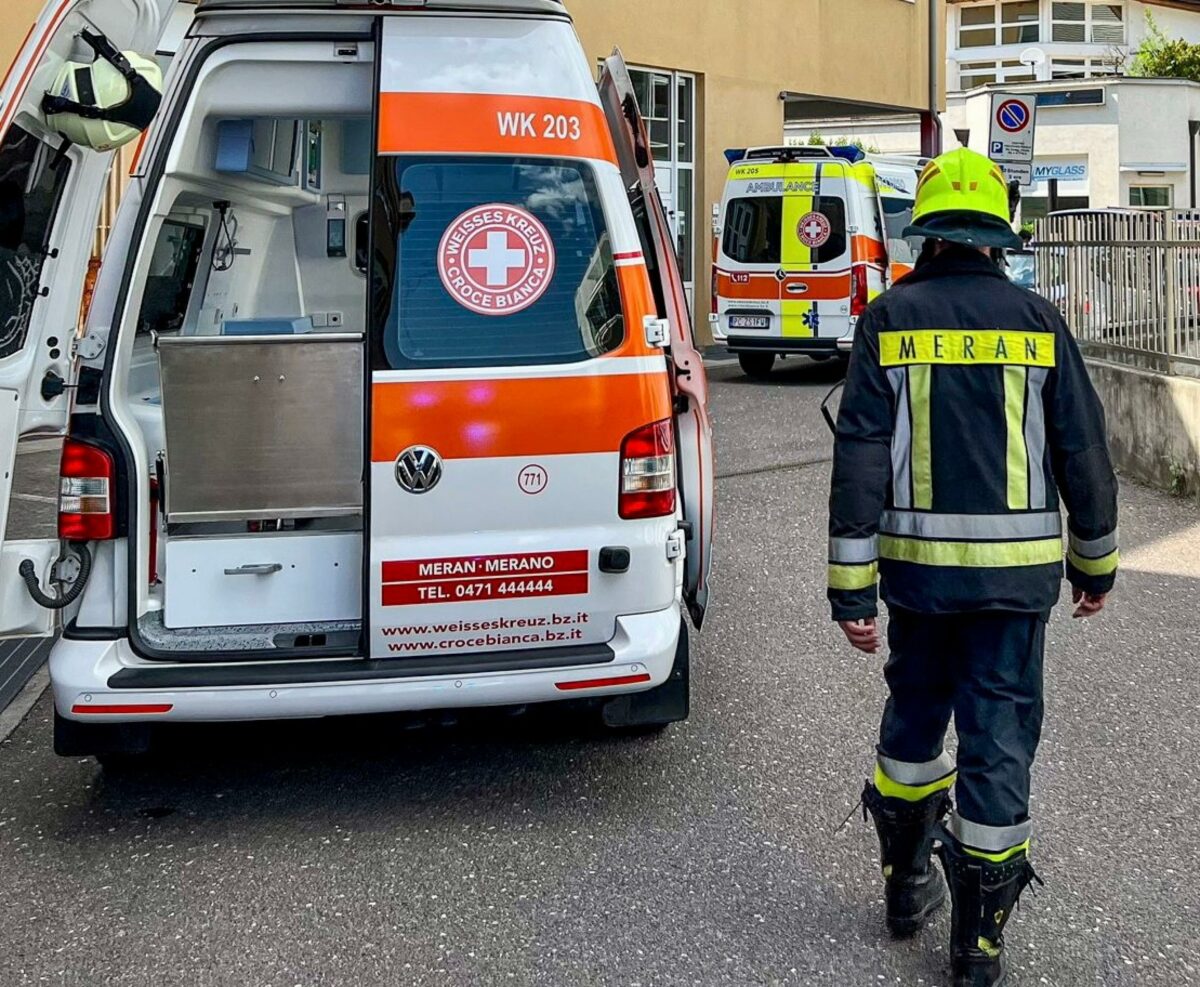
[619,420,676,520]
[850,264,870,318]
[58,439,116,541]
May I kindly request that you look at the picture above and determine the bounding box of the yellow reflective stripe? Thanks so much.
[964,839,1030,864]
[908,365,933,510]
[879,330,1056,367]
[1005,366,1029,510]
[782,180,814,268]
[780,299,814,338]
[873,763,956,803]
[781,171,814,339]
[1068,547,1120,576]
[828,562,878,591]
[880,536,1063,568]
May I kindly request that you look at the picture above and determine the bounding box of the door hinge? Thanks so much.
[72,330,106,361]
[644,316,669,349]
[666,530,686,562]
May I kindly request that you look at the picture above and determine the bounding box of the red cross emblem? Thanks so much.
[797,211,832,249]
[438,204,556,316]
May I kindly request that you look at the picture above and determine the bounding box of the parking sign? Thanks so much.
[988,93,1037,165]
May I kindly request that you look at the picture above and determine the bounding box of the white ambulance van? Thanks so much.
[710,146,923,379]
[0,0,715,759]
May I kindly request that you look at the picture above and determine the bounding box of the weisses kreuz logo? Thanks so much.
[437,204,556,316]
[797,211,832,249]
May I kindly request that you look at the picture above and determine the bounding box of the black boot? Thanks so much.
[936,830,1043,987]
[862,782,952,936]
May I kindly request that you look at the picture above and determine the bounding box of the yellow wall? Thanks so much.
[0,0,47,80]
[572,0,936,337]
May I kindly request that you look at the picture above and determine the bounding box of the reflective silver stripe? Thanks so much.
[888,368,912,510]
[877,751,956,786]
[1025,367,1048,510]
[949,811,1032,852]
[1069,528,1119,559]
[880,510,1062,541]
[829,536,879,564]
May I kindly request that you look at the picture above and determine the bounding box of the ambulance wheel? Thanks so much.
[738,352,776,379]
[601,620,690,731]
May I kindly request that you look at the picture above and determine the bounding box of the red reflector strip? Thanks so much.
[71,704,173,715]
[554,673,652,692]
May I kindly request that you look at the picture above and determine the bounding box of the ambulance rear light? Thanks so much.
[850,264,870,318]
[619,420,676,520]
[58,439,116,540]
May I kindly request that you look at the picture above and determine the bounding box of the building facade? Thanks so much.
[945,76,1200,215]
[946,0,1200,91]
[570,0,940,315]
[787,0,1200,218]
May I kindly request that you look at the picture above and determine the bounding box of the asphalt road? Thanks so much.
[2,358,1200,986]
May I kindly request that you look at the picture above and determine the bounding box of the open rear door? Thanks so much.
[0,0,174,636]
[598,51,714,628]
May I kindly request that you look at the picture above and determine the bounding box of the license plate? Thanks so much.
[728,315,770,330]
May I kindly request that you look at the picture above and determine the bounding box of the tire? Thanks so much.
[738,352,776,380]
[601,619,690,731]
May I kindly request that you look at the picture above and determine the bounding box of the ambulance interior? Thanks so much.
[114,47,376,654]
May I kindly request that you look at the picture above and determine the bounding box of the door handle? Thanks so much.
[223,563,284,576]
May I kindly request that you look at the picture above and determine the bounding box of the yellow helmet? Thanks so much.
[41,30,162,153]
[903,148,1023,250]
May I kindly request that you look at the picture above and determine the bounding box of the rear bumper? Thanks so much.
[726,336,847,356]
[50,605,681,723]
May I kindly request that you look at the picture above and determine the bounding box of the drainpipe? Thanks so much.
[921,0,943,158]
[1190,120,1200,208]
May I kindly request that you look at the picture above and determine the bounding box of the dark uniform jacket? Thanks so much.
[827,247,1119,621]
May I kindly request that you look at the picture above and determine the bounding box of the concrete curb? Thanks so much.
[0,667,49,744]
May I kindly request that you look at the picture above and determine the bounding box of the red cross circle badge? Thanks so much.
[438,204,556,316]
[797,211,832,249]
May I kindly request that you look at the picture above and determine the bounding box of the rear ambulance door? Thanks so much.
[0,0,175,637]
[598,52,713,628]
[874,163,922,284]
[780,160,853,343]
[366,16,683,659]
[712,159,783,343]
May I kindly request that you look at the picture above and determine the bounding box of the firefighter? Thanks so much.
[827,147,1118,986]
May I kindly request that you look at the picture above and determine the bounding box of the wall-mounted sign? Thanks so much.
[1033,162,1088,182]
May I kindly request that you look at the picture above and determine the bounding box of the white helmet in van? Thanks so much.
[41,30,163,152]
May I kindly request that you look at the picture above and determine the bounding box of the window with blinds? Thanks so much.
[1051,2,1124,45]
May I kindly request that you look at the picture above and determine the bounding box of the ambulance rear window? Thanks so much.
[722,195,848,265]
[370,156,625,370]
[722,197,783,265]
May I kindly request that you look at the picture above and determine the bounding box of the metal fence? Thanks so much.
[1033,210,1200,376]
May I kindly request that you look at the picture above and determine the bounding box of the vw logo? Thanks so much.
[395,445,443,494]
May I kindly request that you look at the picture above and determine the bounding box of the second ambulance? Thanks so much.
[711,145,924,378]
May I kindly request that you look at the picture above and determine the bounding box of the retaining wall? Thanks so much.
[1086,359,1200,497]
